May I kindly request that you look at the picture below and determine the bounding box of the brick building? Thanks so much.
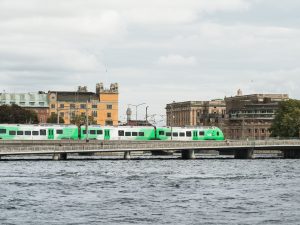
[224,90,289,139]
[48,83,119,126]
[166,99,226,127]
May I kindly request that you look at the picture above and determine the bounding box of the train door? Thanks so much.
[104,129,110,140]
[48,128,54,140]
[193,130,198,140]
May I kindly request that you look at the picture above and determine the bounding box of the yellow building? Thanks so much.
[48,83,119,126]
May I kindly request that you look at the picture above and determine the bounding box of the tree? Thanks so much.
[0,104,38,124]
[47,113,64,124]
[270,99,300,138]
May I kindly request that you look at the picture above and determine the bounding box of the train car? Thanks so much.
[80,125,156,141]
[111,126,156,141]
[155,126,224,141]
[0,124,78,140]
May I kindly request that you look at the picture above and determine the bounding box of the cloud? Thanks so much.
[158,54,196,66]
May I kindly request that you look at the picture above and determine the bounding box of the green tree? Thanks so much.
[47,113,64,124]
[270,99,300,138]
[0,104,38,124]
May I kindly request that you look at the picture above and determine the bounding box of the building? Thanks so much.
[48,83,119,126]
[166,99,226,127]
[224,90,289,139]
[0,92,49,123]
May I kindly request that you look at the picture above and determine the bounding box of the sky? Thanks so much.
[0,0,300,124]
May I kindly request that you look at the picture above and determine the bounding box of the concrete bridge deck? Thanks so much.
[0,139,300,160]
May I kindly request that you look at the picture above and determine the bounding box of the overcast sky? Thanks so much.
[1,0,300,124]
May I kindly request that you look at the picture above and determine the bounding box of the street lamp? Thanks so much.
[145,106,149,125]
[128,103,146,126]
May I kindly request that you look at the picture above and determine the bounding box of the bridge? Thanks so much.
[1,139,300,160]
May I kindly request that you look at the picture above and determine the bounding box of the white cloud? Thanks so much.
[158,54,197,66]
[0,0,300,123]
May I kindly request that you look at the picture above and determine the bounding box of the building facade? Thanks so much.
[48,83,119,126]
[166,99,226,127]
[0,92,49,123]
[224,90,289,139]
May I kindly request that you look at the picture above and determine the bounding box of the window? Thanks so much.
[125,132,131,136]
[172,132,178,137]
[80,104,86,109]
[40,130,46,136]
[60,104,64,108]
[139,132,144,136]
[56,130,63,134]
[92,111,97,117]
[97,130,103,135]
[29,102,35,106]
[186,131,192,137]
[92,105,97,109]
[10,101,15,104]
[118,130,124,136]
[166,132,171,137]
[25,131,31,135]
[19,102,25,106]
[9,131,16,135]
[70,104,75,109]
[81,112,86,117]
[199,131,205,136]
[107,113,111,118]
[105,120,113,126]
[60,112,64,117]
[159,131,165,135]
[217,132,220,136]
[39,102,45,106]
[83,130,86,134]
[107,104,112,110]
[132,132,137,136]
[0,129,6,134]
[17,131,24,135]
[180,132,185,137]
[89,130,96,134]
[32,131,39,136]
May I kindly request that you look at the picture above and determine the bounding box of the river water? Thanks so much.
[0,157,299,225]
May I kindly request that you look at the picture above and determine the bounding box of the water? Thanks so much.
[0,157,299,225]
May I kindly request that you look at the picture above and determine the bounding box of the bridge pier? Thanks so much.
[234,149,254,159]
[283,150,300,159]
[124,151,131,160]
[181,150,196,159]
[52,153,67,160]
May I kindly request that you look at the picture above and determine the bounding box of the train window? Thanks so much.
[32,131,39,136]
[159,131,165,135]
[56,130,63,134]
[0,129,6,134]
[17,131,24,135]
[83,130,86,134]
[139,132,144,136]
[25,131,31,135]
[125,132,131,136]
[89,130,96,135]
[118,130,124,136]
[97,130,103,135]
[40,130,46,136]
[217,132,220,136]
[186,131,192,137]
[179,132,185,137]
[166,132,171,136]
[132,132,137,136]
[172,132,178,137]
[9,131,16,135]
[199,131,205,136]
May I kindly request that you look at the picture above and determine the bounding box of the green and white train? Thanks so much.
[0,124,225,141]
